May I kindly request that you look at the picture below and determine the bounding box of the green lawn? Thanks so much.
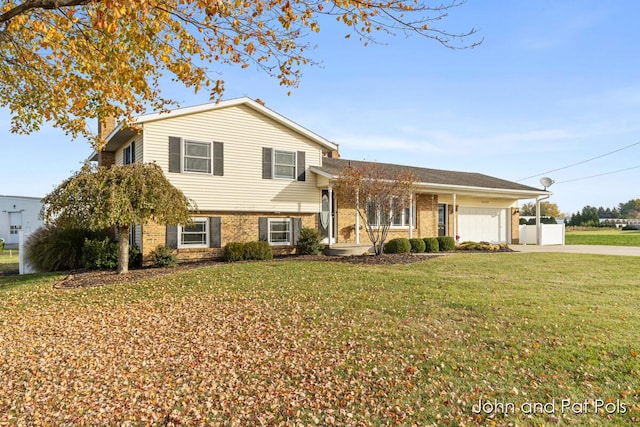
[1,254,638,426]
[0,249,19,274]
[565,228,640,246]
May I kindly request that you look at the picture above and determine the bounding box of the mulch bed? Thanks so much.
[52,253,442,290]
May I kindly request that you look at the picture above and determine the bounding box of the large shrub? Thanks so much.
[409,238,426,253]
[25,225,108,272]
[82,238,142,270]
[383,238,411,254]
[296,227,325,255]
[437,236,456,252]
[223,242,246,262]
[149,245,177,267]
[423,237,439,253]
[82,237,118,270]
[244,241,273,260]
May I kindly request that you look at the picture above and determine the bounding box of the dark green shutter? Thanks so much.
[166,225,178,249]
[213,142,223,176]
[297,151,306,181]
[258,217,268,241]
[209,217,221,248]
[131,141,136,163]
[262,147,272,179]
[169,137,181,172]
[292,217,302,244]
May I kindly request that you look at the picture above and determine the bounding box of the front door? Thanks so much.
[438,204,447,237]
[319,189,336,243]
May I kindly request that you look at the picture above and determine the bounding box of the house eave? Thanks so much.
[116,97,339,152]
[309,166,550,199]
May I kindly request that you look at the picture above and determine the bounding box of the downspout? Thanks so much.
[536,193,551,245]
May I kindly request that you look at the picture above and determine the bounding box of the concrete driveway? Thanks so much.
[511,244,640,257]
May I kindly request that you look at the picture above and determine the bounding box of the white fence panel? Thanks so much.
[540,224,565,246]
[519,224,565,246]
[18,230,35,274]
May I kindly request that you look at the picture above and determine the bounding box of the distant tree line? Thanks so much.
[567,199,640,227]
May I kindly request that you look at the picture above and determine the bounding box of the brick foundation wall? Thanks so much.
[141,212,317,263]
[335,193,440,245]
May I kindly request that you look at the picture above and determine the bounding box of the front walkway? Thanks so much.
[511,244,640,257]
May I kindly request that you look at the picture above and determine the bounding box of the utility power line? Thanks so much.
[554,164,640,184]
[517,140,640,182]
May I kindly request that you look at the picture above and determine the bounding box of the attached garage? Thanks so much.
[457,207,510,244]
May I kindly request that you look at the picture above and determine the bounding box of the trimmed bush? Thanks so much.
[0,238,3,251]
[423,237,439,253]
[25,225,108,272]
[244,241,273,260]
[622,224,638,231]
[383,238,411,254]
[437,236,456,252]
[223,242,246,262]
[409,238,426,253]
[297,227,325,255]
[149,245,177,267]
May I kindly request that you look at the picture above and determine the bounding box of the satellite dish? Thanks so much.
[540,177,554,190]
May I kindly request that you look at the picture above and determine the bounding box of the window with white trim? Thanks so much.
[178,218,209,248]
[123,143,134,165]
[269,218,292,245]
[366,198,415,228]
[273,150,296,179]
[183,140,212,174]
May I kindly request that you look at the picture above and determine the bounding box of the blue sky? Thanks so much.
[2,0,639,215]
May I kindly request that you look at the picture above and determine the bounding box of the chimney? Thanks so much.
[98,116,116,141]
[97,116,117,167]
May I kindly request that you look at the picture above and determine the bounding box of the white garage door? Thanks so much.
[457,207,509,243]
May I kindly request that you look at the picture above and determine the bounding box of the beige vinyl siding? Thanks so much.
[114,136,143,165]
[143,104,323,213]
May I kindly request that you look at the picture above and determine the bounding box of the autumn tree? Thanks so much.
[0,0,478,148]
[41,162,194,274]
[520,201,562,218]
[333,162,415,255]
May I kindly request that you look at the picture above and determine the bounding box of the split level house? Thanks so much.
[90,97,548,261]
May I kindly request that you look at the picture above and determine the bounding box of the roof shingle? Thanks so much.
[316,158,543,193]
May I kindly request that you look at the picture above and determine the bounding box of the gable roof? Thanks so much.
[312,158,548,198]
[96,97,338,155]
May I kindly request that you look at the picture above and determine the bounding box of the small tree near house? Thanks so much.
[333,162,415,255]
[42,162,194,274]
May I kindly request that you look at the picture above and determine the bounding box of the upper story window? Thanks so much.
[123,142,136,165]
[184,140,212,174]
[273,150,296,179]
[262,147,305,181]
[168,136,223,176]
